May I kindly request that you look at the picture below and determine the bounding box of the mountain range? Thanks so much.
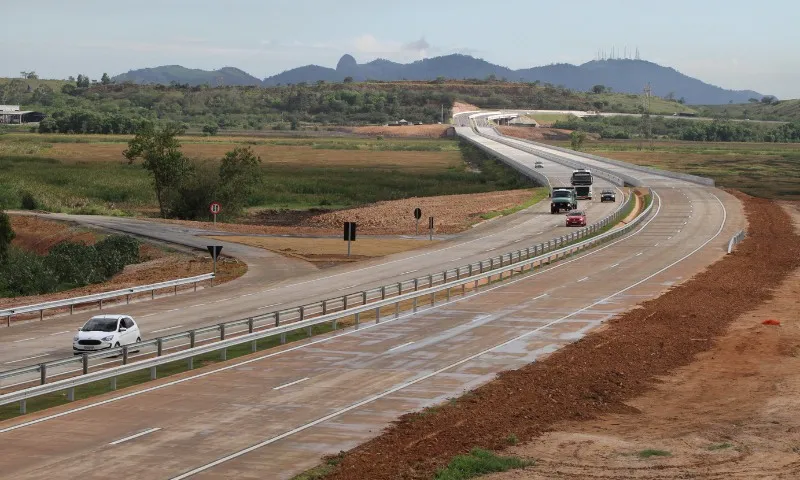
[112,54,764,105]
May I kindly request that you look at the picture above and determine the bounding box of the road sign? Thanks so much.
[206,245,223,285]
[209,202,221,225]
[343,222,357,256]
[413,208,422,220]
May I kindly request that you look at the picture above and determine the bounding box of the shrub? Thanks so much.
[0,210,14,264]
[20,191,38,210]
[0,248,58,296]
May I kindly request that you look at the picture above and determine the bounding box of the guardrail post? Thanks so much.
[306,325,312,337]
[397,282,402,296]
[342,296,348,311]
[7,314,11,326]
[99,299,103,310]
[322,300,327,315]
[490,258,494,270]
[174,285,178,296]
[479,261,483,274]
[187,357,193,370]
[414,278,419,291]
[157,338,163,357]
[67,387,75,401]
[82,353,89,375]
[110,376,117,390]
[381,286,386,300]
[299,306,305,320]
[280,333,286,344]
[150,366,157,380]
[375,306,381,323]
[220,323,226,341]
[122,346,129,365]
[151,289,155,300]
[194,281,198,292]
[20,400,26,414]
[362,291,367,306]
[126,294,131,305]
[251,339,257,352]
[275,312,280,327]
[220,347,227,361]
[40,363,47,385]
[190,331,196,349]
[355,312,360,328]
[248,317,254,334]
[428,274,433,288]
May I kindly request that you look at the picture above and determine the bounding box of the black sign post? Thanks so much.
[428,216,434,241]
[206,245,223,286]
[413,208,422,235]
[343,222,357,256]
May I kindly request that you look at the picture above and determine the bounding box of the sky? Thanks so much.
[3,0,799,98]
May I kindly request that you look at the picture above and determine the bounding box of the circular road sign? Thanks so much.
[209,201,221,215]
[414,207,422,220]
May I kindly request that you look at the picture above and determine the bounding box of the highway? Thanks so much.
[0,134,621,371]
[0,111,745,479]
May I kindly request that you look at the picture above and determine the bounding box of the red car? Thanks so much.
[566,210,587,227]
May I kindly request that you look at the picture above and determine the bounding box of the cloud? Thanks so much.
[351,34,432,61]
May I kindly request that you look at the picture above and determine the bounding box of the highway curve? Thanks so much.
[0,134,622,372]
[0,112,744,480]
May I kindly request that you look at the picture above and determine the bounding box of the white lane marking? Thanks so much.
[273,377,309,391]
[400,270,419,275]
[337,284,358,291]
[451,257,462,261]
[635,252,643,256]
[513,239,523,243]
[4,353,49,364]
[654,243,660,247]
[483,248,494,253]
[12,338,36,344]
[109,427,161,446]
[257,303,280,310]
[0,192,667,433]
[577,277,589,283]
[139,313,158,318]
[172,189,726,480]
[151,325,184,334]
[472,315,492,323]
[387,341,414,352]
[212,298,234,304]
[49,331,71,336]
[188,303,207,308]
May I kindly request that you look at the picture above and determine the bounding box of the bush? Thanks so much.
[0,210,14,264]
[20,191,38,210]
[0,248,58,297]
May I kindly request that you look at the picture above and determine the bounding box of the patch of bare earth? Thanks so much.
[1,215,246,316]
[486,199,800,479]
[322,192,800,480]
[498,125,601,142]
[344,125,452,138]
[151,189,538,237]
[452,101,481,115]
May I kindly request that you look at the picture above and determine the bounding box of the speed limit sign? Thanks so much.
[209,202,221,215]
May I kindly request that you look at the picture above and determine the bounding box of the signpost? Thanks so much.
[206,245,222,286]
[428,216,434,241]
[343,222,357,256]
[413,208,422,235]
[209,202,221,225]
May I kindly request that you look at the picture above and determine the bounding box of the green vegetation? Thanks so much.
[637,449,671,459]
[708,442,733,451]
[551,115,800,143]
[1,76,700,133]
[290,452,346,480]
[0,135,536,217]
[0,235,140,298]
[480,188,548,220]
[0,209,13,263]
[698,98,800,123]
[434,448,532,480]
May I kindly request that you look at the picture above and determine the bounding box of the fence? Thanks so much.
[0,189,654,413]
[1,273,216,326]
[727,230,746,253]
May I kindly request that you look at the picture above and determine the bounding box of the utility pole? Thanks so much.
[441,104,444,124]
[642,82,653,149]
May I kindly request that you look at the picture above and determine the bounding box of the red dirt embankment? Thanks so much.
[323,192,800,480]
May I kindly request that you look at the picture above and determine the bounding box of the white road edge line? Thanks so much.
[337,285,358,291]
[4,354,49,365]
[12,338,36,344]
[577,277,589,283]
[0,191,663,435]
[273,377,309,391]
[109,427,161,446]
[170,191,728,480]
[400,270,419,275]
[387,342,414,352]
[610,263,620,268]
[151,325,184,334]
[49,331,71,336]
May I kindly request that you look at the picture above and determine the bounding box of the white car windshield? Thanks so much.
[81,318,118,332]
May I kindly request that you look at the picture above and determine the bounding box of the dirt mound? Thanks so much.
[10,215,98,255]
[452,101,481,114]
[300,190,535,235]
[498,126,600,142]
[345,125,451,138]
[323,192,800,480]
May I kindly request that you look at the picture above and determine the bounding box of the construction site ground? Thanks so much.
[320,194,800,480]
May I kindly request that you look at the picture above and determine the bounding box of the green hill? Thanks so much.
[697,99,800,123]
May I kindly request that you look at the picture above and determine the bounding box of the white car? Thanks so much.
[73,315,141,354]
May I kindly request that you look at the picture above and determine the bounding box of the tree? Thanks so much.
[0,210,14,264]
[202,124,219,135]
[123,123,189,218]
[569,131,587,150]
[343,76,353,84]
[217,146,263,216]
[76,74,90,88]
[101,73,112,85]
[665,91,675,101]
[20,71,38,79]
[761,95,778,105]
[591,85,607,94]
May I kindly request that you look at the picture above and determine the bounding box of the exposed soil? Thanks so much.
[344,125,453,138]
[498,126,600,142]
[486,199,800,479]
[153,189,538,236]
[1,215,246,313]
[452,101,481,115]
[322,192,800,480]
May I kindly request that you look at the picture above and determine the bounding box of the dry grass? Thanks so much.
[344,125,452,138]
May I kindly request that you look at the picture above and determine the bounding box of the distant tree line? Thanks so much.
[552,115,800,143]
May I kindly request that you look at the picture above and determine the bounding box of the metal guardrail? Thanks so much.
[727,230,746,253]
[0,189,654,412]
[1,273,215,326]
[0,192,634,393]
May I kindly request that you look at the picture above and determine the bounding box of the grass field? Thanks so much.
[0,134,529,215]
[543,139,800,199]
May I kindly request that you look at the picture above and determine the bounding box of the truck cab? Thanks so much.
[551,188,577,214]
